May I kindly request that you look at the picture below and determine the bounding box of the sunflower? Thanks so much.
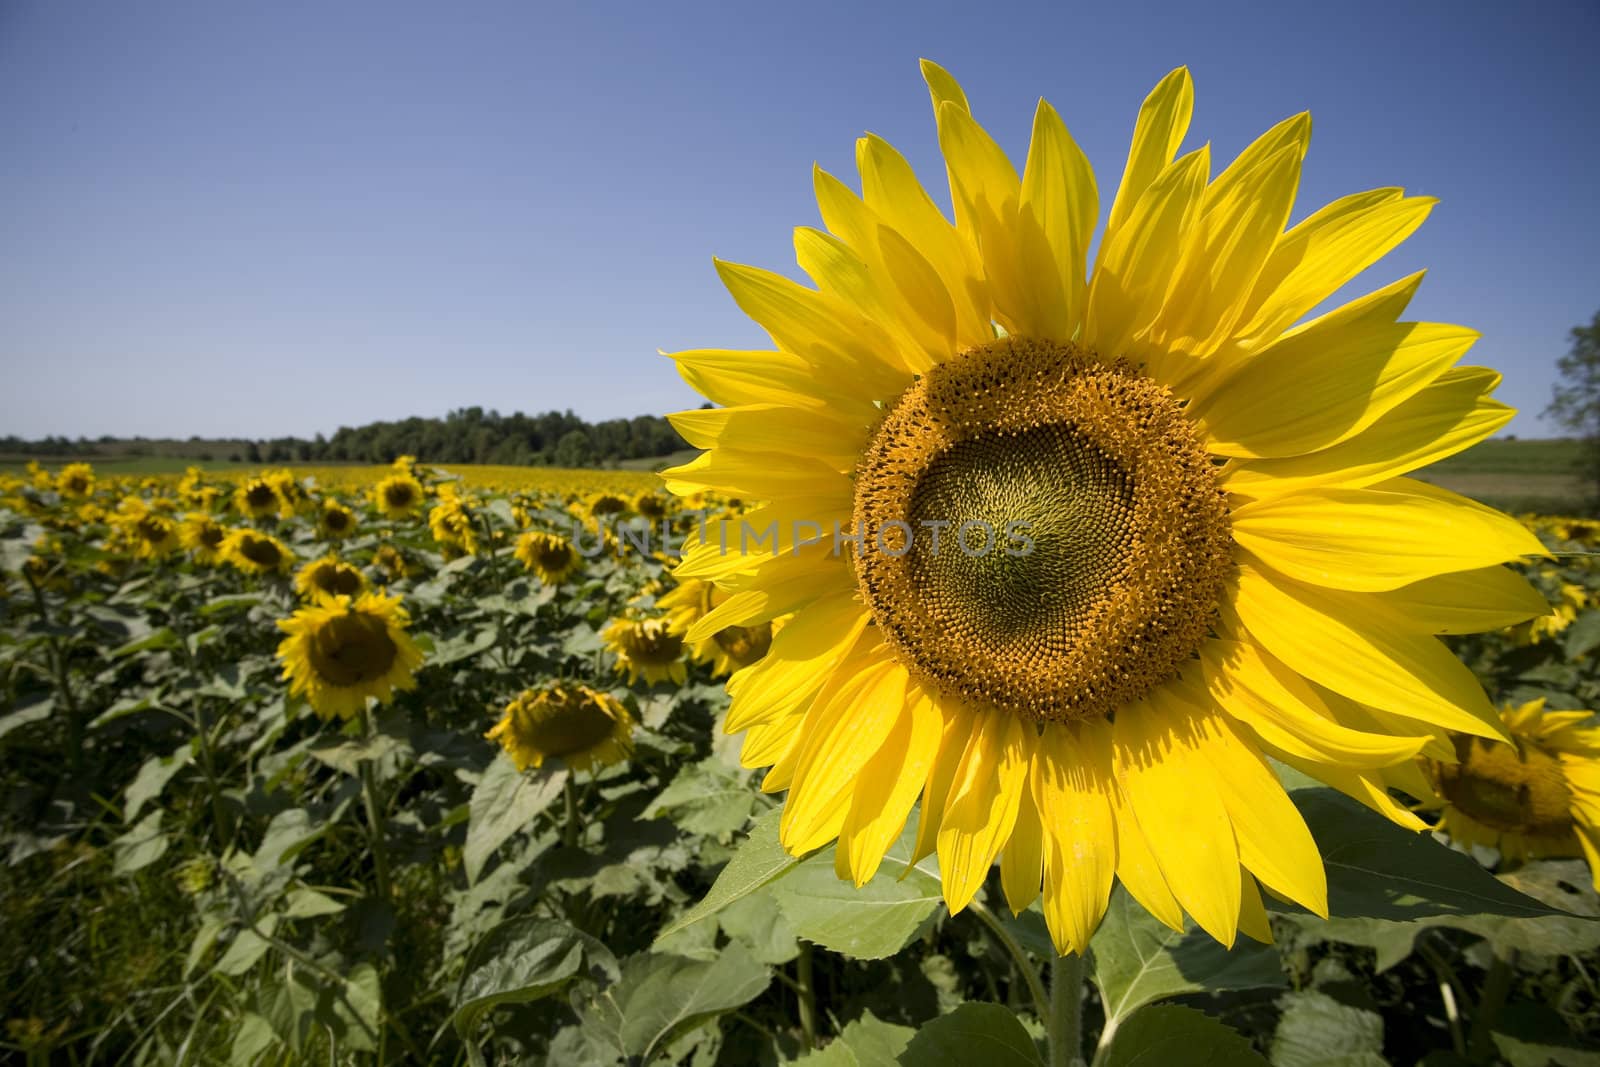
[1423,700,1600,889]
[514,530,582,585]
[659,577,773,677]
[1512,571,1587,647]
[113,504,181,560]
[428,487,480,555]
[486,682,634,772]
[587,492,631,520]
[373,474,425,518]
[221,528,295,576]
[234,477,285,519]
[180,513,228,564]
[56,463,95,499]
[320,502,358,540]
[276,590,424,719]
[603,617,688,686]
[634,490,670,521]
[660,62,1548,953]
[371,542,420,581]
[267,470,308,513]
[293,555,367,600]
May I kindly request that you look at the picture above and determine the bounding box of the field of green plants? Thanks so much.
[2,460,1599,1066]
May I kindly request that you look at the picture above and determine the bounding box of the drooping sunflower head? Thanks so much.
[180,513,228,564]
[56,463,95,499]
[115,507,181,560]
[602,616,687,687]
[320,502,357,539]
[1424,700,1600,887]
[222,528,295,576]
[660,61,1549,953]
[514,530,582,585]
[276,590,424,720]
[294,555,367,601]
[428,490,480,555]
[486,682,633,773]
[634,490,670,521]
[658,577,774,677]
[587,492,631,520]
[234,477,285,519]
[372,474,425,518]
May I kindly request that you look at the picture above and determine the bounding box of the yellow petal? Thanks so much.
[1222,366,1512,499]
[659,447,850,501]
[742,714,803,775]
[781,642,908,853]
[725,591,868,733]
[1372,565,1553,635]
[936,709,1031,913]
[669,347,865,415]
[909,697,971,868]
[669,402,867,474]
[837,684,945,885]
[1233,189,1435,348]
[1232,481,1545,592]
[999,772,1045,915]
[1233,561,1506,741]
[1199,636,1427,768]
[1190,704,1328,917]
[935,100,1029,334]
[1034,720,1117,953]
[1115,691,1241,946]
[1237,869,1274,945]
[1018,98,1098,338]
[1274,753,1429,832]
[1099,67,1194,271]
[1108,771,1185,933]
[686,558,854,641]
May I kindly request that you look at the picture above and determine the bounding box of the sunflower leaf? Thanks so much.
[652,808,809,945]
[1089,886,1285,1029]
[897,1002,1043,1066]
[453,917,617,1054]
[462,756,567,885]
[1099,1004,1268,1067]
[772,827,944,960]
[793,1010,914,1066]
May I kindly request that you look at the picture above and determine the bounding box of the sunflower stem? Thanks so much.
[562,776,579,848]
[1048,952,1086,1067]
[1467,946,1517,1062]
[969,900,1051,1023]
[795,943,820,1050]
[358,706,393,907]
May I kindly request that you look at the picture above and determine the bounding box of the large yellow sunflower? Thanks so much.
[661,62,1550,953]
[372,473,425,519]
[276,591,424,720]
[180,512,228,565]
[56,463,95,499]
[1424,700,1600,889]
[486,682,634,773]
[234,477,285,520]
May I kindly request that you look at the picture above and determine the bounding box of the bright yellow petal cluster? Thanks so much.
[486,682,633,773]
[276,591,424,720]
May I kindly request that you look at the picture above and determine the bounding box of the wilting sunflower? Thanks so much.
[180,513,228,564]
[514,530,582,585]
[1423,700,1600,889]
[486,682,633,772]
[294,555,367,600]
[234,477,285,519]
[276,591,424,719]
[659,577,773,676]
[222,528,295,576]
[603,617,688,686]
[56,463,95,498]
[320,502,358,539]
[661,62,1549,952]
[373,473,425,518]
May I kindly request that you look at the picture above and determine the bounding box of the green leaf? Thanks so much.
[717,892,800,965]
[772,826,943,960]
[108,626,179,658]
[229,1012,279,1066]
[111,810,170,875]
[794,1010,914,1066]
[1099,1005,1268,1067]
[1089,886,1285,1029]
[306,733,407,777]
[0,695,52,742]
[1442,859,1600,956]
[214,916,280,977]
[1286,780,1560,920]
[1280,915,1424,973]
[124,744,193,821]
[641,759,760,837]
[200,592,264,617]
[454,917,619,1048]
[1270,991,1386,1067]
[575,942,770,1063]
[897,1003,1042,1067]
[282,888,346,920]
[1492,1003,1600,1067]
[653,809,808,944]
[462,755,567,885]
[1565,609,1600,659]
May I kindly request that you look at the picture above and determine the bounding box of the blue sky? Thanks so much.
[2,0,1596,440]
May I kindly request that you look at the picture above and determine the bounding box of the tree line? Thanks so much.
[0,406,694,468]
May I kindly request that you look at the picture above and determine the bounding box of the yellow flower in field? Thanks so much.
[1554,517,1600,545]
[662,62,1549,952]
[603,617,687,686]
[486,682,633,772]
[634,490,669,521]
[276,591,424,719]
[25,461,50,490]
[180,513,228,564]
[372,543,409,581]
[293,555,367,600]
[514,530,582,585]
[373,473,425,518]
[1423,701,1600,889]
[428,488,479,555]
[1511,573,1584,647]
[222,528,294,576]
[76,502,106,525]
[267,470,308,513]
[658,577,773,677]
[56,463,95,498]
[319,502,358,540]
[234,477,284,519]
[587,492,630,520]
[113,503,181,560]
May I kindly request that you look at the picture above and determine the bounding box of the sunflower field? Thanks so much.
[0,457,1594,1067]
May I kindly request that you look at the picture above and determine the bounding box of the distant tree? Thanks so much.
[1546,310,1600,506]
[551,429,595,468]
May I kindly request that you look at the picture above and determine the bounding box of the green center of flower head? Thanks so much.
[852,337,1233,723]
[1438,735,1576,838]
[307,611,399,687]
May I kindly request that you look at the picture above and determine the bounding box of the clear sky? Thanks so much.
[3,0,1596,440]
